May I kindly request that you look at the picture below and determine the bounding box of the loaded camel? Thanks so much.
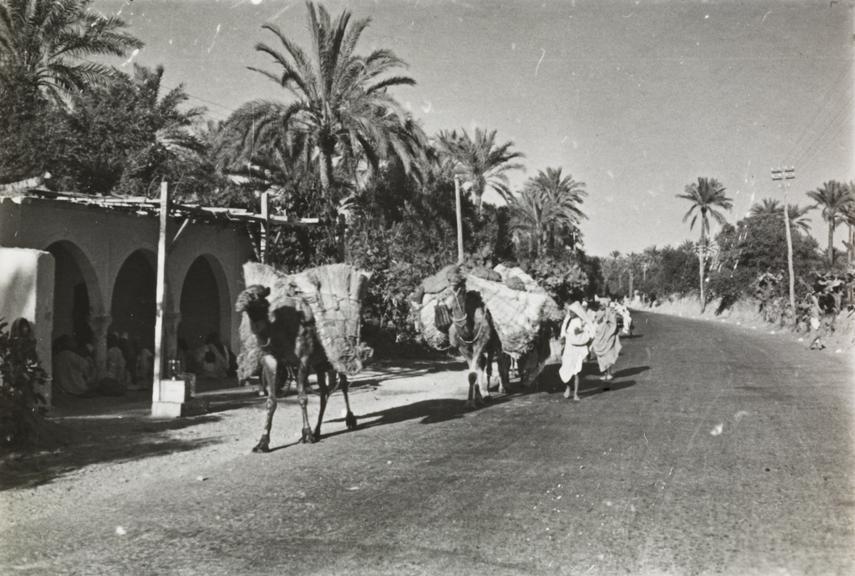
[235,285,358,453]
[441,268,510,408]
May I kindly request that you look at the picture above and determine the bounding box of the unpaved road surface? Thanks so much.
[1,312,853,575]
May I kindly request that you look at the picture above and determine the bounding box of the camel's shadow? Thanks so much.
[321,393,515,440]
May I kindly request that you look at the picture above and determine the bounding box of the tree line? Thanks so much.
[2,0,852,346]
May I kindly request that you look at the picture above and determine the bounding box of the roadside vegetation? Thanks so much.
[1,1,853,441]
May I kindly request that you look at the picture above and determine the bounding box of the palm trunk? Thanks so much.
[628,269,634,299]
[318,146,343,261]
[828,223,835,268]
[848,223,854,268]
[699,221,707,313]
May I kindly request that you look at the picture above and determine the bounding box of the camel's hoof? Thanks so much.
[301,427,316,444]
[252,436,271,453]
[345,412,358,430]
[572,397,581,403]
[563,389,571,399]
[465,401,476,410]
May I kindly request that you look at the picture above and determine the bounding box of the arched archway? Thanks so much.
[110,250,156,350]
[178,255,230,355]
[46,241,103,347]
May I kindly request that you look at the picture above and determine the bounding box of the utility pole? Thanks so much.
[771,166,796,314]
[454,175,464,264]
[152,181,169,404]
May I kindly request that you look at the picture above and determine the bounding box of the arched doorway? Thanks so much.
[46,241,102,348]
[179,255,229,354]
[110,250,156,350]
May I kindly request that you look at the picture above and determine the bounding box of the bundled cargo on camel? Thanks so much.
[413,264,562,360]
[238,262,371,380]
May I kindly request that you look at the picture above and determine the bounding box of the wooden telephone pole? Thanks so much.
[771,166,796,313]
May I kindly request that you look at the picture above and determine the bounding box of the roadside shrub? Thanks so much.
[0,319,47,449]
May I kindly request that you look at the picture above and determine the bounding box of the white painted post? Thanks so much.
[151,181,169,405]
[455,176,464,264]
[260,190,269,264]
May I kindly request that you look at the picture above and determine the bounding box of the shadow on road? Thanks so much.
[325,394,516,437]
[350,359,466,390]
[0,415,221,491]
[612,365,650,378]
[529,364,640,398]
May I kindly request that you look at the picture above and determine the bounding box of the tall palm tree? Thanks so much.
[0,0,142,104]
[525,167,586,250]
[230,2,422,212]
[749,198,814,234]
[507,168,586,258]
[676,177,733,312]
[807,180,852,267]
[843,181,855,269]
[437,127,524,213]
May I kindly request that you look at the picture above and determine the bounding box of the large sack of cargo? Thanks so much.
[240,262,371,377]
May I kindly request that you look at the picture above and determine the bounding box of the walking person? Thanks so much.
[591,301,622,384]
[559,301,593,402]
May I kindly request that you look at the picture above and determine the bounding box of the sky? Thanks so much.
[93,0,854,256]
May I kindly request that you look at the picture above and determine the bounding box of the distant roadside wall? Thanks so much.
[0,247,54,405]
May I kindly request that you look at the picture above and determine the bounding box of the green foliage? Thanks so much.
[0,319,47,449]
[241,2,424,205]
[57,65,215,198]
[525,254,589,305]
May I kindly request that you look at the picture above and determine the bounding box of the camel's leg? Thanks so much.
[498,353,511,394]
[340,373,358,430]
[313,369,329,441]
[296,360,315,444]
[252,354,278,453]
[484,349,494,392]
[466,349,485,408]
[475,347,491,402]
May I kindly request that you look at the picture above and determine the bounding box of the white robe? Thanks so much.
[559,316,589,383]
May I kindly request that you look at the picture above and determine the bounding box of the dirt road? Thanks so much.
[1,312,853,575]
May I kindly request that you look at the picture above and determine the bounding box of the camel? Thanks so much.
[235,285,358,453]
[443,278,510,408]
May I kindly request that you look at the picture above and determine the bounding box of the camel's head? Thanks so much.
[235,285,272,323]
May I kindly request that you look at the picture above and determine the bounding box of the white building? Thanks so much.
[1,188,256,405]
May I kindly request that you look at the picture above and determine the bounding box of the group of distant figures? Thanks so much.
[557,297,632,402]
[755,271,854,351]
[51,330,237,399]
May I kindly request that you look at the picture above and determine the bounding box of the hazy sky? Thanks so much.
[94,0,854,256]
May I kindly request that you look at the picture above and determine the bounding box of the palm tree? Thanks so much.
[437,127,524,213]
[525,167,586,250]
[507,168,586,258]
[749,198,814,234]
[230,2,422,212]
[61,64,207,196]
[749,198,782,218]
[0,0,142,104]
[843,181,855,269]
[807,180,852,267]
[784,204,815,235]
[676,177,733,312]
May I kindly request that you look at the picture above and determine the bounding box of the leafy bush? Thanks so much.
[525,254,589,305]
[0,319,47,449]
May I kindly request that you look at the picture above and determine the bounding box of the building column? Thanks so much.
[90,313,112,378]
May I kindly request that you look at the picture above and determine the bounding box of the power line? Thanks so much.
[790,92,853,170]
[782,65,851,164]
